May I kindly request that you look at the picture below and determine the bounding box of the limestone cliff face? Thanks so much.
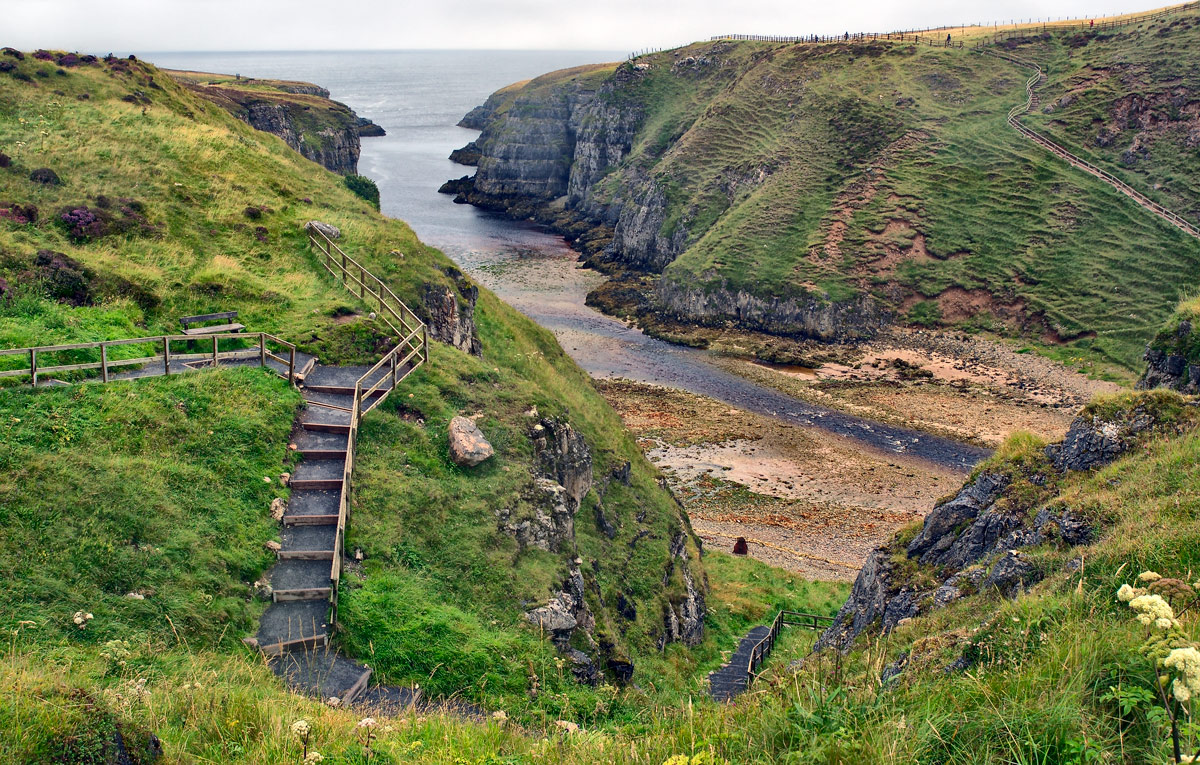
[178,78,381,175]
[655,279,891,341]
[450,59,890,342]
[240,100,361,175]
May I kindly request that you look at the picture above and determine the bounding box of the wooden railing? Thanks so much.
[307,225,430,625]
[984,49,1200,241]
[0,331,301,387]
[747,610,835,680]
[306,225,428,345]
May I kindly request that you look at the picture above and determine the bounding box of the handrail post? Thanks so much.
[162,337,170,376]
[212,334,219,368]
[288,346,296,385]
[29,349,36,388]
[390,350,397,389]
[259,333,266,369]
[100,342,109,384]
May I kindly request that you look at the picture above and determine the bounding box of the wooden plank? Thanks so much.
[340,667,373,706]
[278,549,336,561]
[300,422,350,434]
[283,514,340,526]
[259,633,328,657]
[273,588,332,602]
[296,450,348,460]
[0,368,31,379]
[182,323,244,335]
[37,360,104,374]
[103,354,162,368]
[289,478,344,490]
[180,311,238,324]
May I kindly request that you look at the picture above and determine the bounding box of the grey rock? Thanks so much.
[496,478,575,552]
[448,416,494,467]
[906,472,1010,565]
[983,551,1038,597]
[531,417,593,506]
[880,652,908,684]
[658,532,706,648]
[422,266,482,356]
[526,597,577,639]
[815,549,896,652]
[304,220,340,240]
[1047,410,1156,472]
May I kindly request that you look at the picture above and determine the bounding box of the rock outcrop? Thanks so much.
[421,266,482,356]
[655,279,890,341]
[817,396,1183,652]
[176,76,384,175]
[496,478,576,551]
[658,532,706,648]
[531,417,593,505]
[1140,319,1200,393]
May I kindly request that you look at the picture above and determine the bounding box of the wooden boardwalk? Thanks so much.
[708,611,833,701]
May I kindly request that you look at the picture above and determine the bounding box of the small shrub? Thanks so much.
[0,61,14,74]
[32,50,53,61]
[56,199,158,242]
[243,205,262,220]
[344,174,380,210]
[2,47,25,61]
[0,153,10,169]
[29,167,62,185]
[0,201,38,224]
[34,249,91,305]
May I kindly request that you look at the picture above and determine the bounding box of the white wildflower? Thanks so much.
[1156,617,1178,630]
[356,717,376,729]
[72,611,94,629]
[291,719,310,738]
[1165,647,1200,703]
[492,710,508,724]
[1138,571,1162,583]
[304,753,325,764]
[1117,584,1139,602]
[1128,594,1175,628]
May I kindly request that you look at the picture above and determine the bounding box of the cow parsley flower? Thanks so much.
[303,754,324,764]
[1165,647,1200,703]
[291,719,310,738]
[1128,594,1175,627]
[1138,571,1162,583]
[356,717,376,730]
[1117,584,1139,602]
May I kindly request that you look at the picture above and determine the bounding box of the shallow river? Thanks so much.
[147,50,987,470]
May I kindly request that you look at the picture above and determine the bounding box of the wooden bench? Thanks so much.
[180,311,245,336]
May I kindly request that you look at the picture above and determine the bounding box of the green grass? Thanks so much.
[0,368,300,649]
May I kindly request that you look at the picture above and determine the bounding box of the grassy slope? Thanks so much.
[494,10,1200,373]
[6,391,1197,762]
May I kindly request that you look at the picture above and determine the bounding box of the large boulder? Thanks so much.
[447,416,493,466]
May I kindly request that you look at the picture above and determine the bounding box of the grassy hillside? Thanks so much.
[0,45,852,738]
[466,8,1200,372]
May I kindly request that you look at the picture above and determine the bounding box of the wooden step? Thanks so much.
[341,667,374,706]
[273,587,332,603]
[288,478,343,491]
[296,449,348,461]
[301,421,350,434]
[283,514,340,526]
[278,549,336,561]
[259,633,329,657]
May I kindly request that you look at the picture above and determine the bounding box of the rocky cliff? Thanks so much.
[171,72,384,175]
[816,391,1194,657]
[510,416,707,683]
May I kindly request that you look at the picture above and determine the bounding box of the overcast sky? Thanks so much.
[5,0,1176,52]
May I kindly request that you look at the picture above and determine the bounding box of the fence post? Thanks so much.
[390,351,397,389]
[29,349,36,388]
[212,335,219,368]
[288,346,296,385]
[259,333,266,369]
[359,265,366,298]
[163,337,170,376]
[100,342,109,384]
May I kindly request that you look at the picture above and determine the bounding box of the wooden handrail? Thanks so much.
[0,331,302,388]
[746,610,835,680]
